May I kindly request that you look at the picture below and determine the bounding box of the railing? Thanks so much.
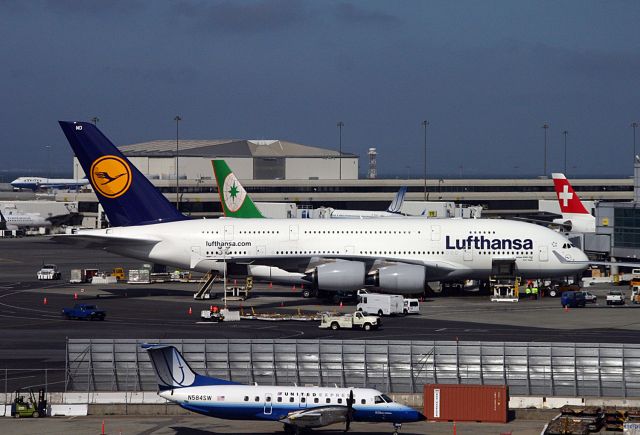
[65,339,640,397]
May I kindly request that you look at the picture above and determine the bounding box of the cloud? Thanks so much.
[173,0,309,34]
[333,2,401,26]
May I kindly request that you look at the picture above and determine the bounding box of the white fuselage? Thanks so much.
[1,210,50,230]
[79,217,588,284]
[11,177,89,190]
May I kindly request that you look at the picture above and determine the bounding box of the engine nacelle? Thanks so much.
[368,263,426,294]
[308,260,365,291]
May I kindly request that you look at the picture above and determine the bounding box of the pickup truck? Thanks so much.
[62,304,106,320]
[319,311,380,331]
[37,264,61,280]
[606,291,625,306]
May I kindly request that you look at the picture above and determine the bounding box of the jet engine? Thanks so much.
[306,260,366,291]
[366,263,426,294]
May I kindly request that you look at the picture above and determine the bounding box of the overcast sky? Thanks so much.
[1,0,639,178]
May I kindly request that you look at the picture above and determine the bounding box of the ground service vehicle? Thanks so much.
[62,304,106,320]
[200,309,224,322]
[11,390,46,418]
[607,290,625,306]
[561,291,586,308]
[580,291,597,303]
[37,264,61,280]
[111,267,125,281]
[319,312,380,331]
[631,286,640,304]
[357,293,404,316]
[403,298,420,314]
[546,282,580,297]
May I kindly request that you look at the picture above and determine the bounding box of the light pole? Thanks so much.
[337,121,344,180]
[422,120,429,200]
[562,130,568,175]
[91,117,99,126]
[542,123,549,176]
[45,145,51,181]
[632,122,638,162]
[174,115,182,211]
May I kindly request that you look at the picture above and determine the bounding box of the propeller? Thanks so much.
[345,389,354,432]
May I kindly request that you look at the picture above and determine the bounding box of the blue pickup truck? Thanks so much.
[62,304,106,321]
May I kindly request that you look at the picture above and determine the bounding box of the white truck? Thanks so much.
[37,264,61,280]
[606,290,625,306]
[356,291,404,316]
[319,312,380,331]
[403,298,420,314]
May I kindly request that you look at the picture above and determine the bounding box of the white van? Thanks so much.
[357,293,404,316]
[403,298,420,315]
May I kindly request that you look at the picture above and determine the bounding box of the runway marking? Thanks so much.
[435,328,447,332]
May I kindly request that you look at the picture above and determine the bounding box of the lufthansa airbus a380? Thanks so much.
[56,121,589,294]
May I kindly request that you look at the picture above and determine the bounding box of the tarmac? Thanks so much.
[1,236,639,433]
[0,413,548,435]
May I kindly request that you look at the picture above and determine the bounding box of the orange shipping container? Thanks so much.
[423,384,508,423]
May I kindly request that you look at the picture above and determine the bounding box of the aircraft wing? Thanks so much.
[512,216,570,230]
[52,233,161,249]
[553,250,640,269]
[281,405,350,428]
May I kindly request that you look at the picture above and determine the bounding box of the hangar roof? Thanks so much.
[119,139,357,158]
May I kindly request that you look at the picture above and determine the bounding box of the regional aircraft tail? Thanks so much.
[212,160,264,218]
[143,344,238,391]
[59,122,186,227]
[551,173,595,233]
[386,186,407,214]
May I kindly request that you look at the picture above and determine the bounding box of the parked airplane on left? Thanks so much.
[144,344,424,434]
[11,176,89,191]
[0,207,50,230]
[56,121,588,295]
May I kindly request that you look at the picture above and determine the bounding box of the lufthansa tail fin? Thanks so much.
[386,186,407,213]
[212,160,264,218]
[552,173,589,214]
[142,344,238,391]
[59,121,186,227]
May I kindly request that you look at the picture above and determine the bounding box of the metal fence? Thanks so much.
[66,339,640,397]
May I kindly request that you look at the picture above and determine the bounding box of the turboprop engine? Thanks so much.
[366,263,426,294]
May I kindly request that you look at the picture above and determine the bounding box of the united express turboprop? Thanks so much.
[144,344,424,434]
[212,159,408,219]
[10,176,89,191]
[56,121,589,296]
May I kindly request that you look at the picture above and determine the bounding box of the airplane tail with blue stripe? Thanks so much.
[143,344,238,391]
[59,121,186,227]
[386,186,407,214]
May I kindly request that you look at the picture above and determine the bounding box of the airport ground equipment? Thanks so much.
[127,268,150,284]
[489,277,519,302]
[11,389,46,418]
[631,286,640,304]
[193,272,218,299]
[561,291,586,308]
[403,298,420,314]
[200,307,224,322]
[111,267,125,281]
[546,282,581,298]
[607,290,626,305]
[224,276,253,301]
[357,292,404,316]
[579,290,597,303]
[69,268,98,283]
[62,304,106,320]
[319,311,380,330]
[37,264,61,280]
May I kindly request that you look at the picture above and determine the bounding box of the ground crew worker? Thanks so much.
[525,285,531,298]
[532,286,539,300]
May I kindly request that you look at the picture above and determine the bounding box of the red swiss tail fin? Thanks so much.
[552,173,589,214]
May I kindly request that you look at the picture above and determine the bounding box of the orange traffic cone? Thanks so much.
[73,292,78,300]
[101,419,105,435]
[280,301,284,307]
[453,421,457,435]
[292,285,296,291]
[564,305,569,313]
[43,297,47,305]
[188,307,192,315]
[339,301,343,308]
[269,282,273,288]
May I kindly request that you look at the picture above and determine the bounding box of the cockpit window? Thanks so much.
[374,396,385,404]
[381,394,393,403]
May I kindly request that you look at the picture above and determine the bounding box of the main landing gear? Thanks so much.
[392,422,403,435]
